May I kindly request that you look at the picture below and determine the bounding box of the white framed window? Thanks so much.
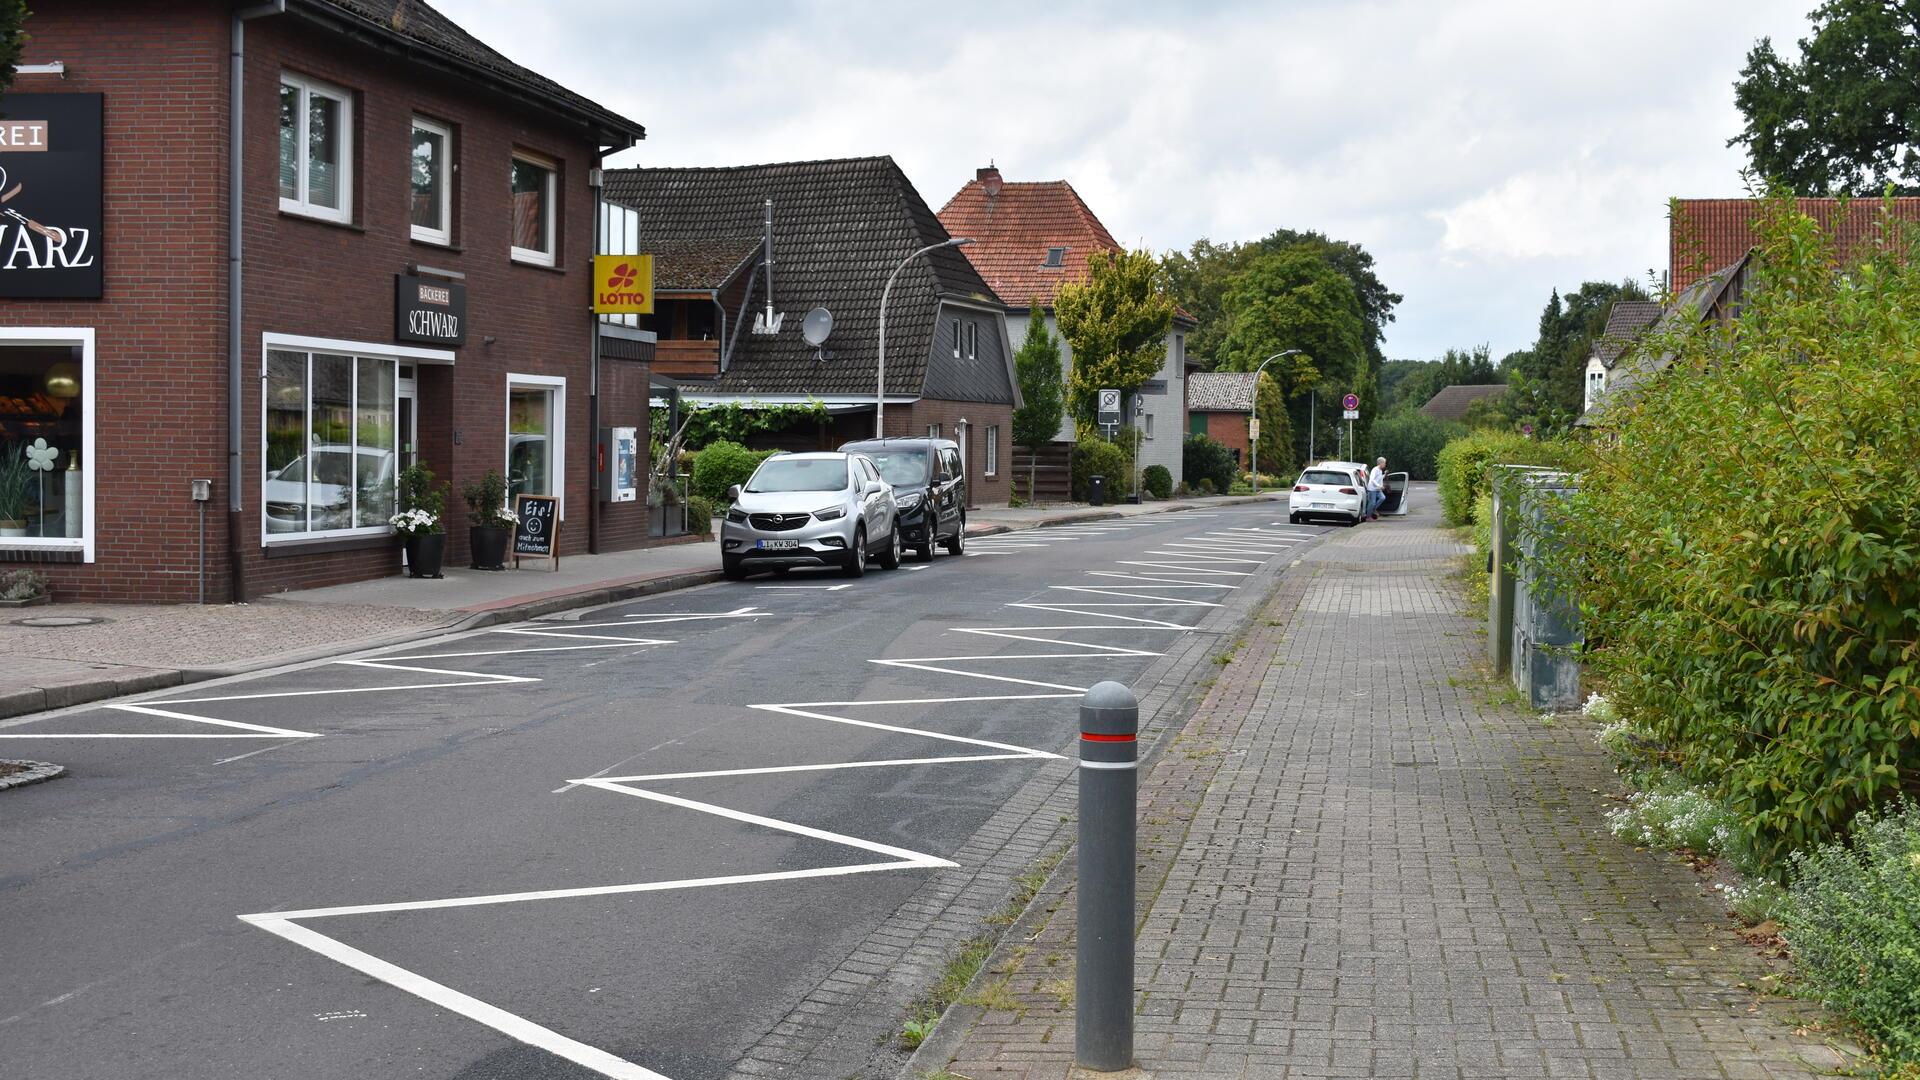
[0,328,94,561]
[510,152,557,266]
[1584,366,1606,411]
[965,323,977,359]
[951,319,962,358]
[1144,414,1155,440]
[279,73,353,223]
[506,373,566,517]
[410,116,452,245]
[984,425,998,476]
[927,423,940,439]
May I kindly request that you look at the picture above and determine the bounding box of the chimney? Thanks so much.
[977,165,1002,197]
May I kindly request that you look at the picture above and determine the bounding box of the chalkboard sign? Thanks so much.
[513,494,560,569]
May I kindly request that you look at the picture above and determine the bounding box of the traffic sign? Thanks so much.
[1342,409,1360,420]
[1248,417,1260,440]
[1341,392,1359,411]
[1097,388,1121,426]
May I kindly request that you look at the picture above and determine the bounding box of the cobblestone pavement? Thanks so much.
[930,495,1845,1080]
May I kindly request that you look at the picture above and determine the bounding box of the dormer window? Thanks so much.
[1044,246,1066,267]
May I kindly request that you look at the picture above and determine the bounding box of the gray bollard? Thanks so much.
[1076,680,1137,1071]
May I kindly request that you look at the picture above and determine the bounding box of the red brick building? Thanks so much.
[1184,371,1255,467]
[0,1,650,602]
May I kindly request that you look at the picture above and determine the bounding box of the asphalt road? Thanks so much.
[0,505,1323,1080]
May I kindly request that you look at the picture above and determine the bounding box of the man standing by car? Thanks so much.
[1366,458,1387,520]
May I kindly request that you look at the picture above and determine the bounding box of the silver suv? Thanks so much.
[721,452,902,580]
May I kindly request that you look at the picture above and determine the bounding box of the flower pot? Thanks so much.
[469,525,509,570]
[404,532,446,579]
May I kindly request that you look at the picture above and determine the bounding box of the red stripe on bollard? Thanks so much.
[1080,732,1135,742]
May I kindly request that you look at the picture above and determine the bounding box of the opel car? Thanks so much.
[720,452,902,579]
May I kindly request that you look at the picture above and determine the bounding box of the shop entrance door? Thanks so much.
[398,367,418,471]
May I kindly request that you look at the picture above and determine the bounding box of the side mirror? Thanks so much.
[865,480,884,495]
[725,484,742,502]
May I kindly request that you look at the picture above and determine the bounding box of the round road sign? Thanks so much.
[1341,392,1360,411]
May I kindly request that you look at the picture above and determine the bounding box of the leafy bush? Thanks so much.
[1538,196,1920,866]
[1371,410,1466,481]
[396,463,446,534]
[1142,464,1172,499]
[683,495,717,536]
[1606,776,1757,871]
[1784,801,1920,1064]
[1435,430,1583,526]
[460,470,512,527]
[1182,433,1236,496]
[1071,438,1132,501]
[690,440,771,502]
[1194,478,1214,495]
[0,567,48,601]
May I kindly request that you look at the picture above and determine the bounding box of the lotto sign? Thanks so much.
[593,254,654,314]
[1341,392,1360,411]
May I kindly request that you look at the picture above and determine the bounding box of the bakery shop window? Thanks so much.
[0,333,90,552]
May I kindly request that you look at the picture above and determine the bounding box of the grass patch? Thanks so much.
[899,936,994,1047]
[960,978,1021,1012]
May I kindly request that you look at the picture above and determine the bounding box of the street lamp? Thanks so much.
[1249,349,1300,495]
[877,237,974,437]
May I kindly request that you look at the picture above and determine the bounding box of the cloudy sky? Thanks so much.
[441,0,1812,361]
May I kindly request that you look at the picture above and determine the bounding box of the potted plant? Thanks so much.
[0,568,49,608]
[461,469,514,570]
[392,462,448,579]
[0,443,30,537]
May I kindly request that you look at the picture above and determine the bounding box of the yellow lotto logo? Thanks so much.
[593,254,653,314]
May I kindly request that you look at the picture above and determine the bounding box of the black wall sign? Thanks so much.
[395,274,468,346]
[513,494,558,560]
[0,94,104,298]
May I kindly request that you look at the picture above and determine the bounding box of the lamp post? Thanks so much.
[1249,349,1300,495]
[877,237,974,438]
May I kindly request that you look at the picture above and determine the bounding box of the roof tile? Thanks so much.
[936,174,1121,309]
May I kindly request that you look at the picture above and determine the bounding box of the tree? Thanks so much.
[1214,248,1366,466]
[1055,249,1177,429]
[1160,230,1400,369]
[1251,371,1293,477]
[1731,1,1920,194]
[1010,304,1064,500]
[0,1,26,97]
[1381,346,1503,414]
[1502,280,1649,434]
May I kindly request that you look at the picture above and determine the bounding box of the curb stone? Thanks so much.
[0,758,67,790]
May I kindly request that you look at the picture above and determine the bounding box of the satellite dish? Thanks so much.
[801,307,834,346]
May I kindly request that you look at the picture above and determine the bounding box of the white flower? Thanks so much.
[23,438,57,472]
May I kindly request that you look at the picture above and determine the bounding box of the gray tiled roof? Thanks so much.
[1187,372,1256,411]
[1593,300,1663,369]
[301,1,644,142]
[1419,383,1508,421]
[644,237,763,292]
[603,157,1004,397]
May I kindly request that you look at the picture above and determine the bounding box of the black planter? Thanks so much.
[469,525,509,570]
[404,532,446,578]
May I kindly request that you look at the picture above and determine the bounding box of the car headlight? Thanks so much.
[726,507,748,524]
[813,505,847,521]
[895,491,923,510]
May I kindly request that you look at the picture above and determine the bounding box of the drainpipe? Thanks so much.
[761,198,775,330]
[588,160,604,555]
[229,1,285,604]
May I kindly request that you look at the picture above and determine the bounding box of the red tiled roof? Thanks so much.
[937,171,1122,310]
[1670,198,1920,293]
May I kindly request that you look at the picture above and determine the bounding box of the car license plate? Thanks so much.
[756,539,800,551]
[1312,502,1333,509]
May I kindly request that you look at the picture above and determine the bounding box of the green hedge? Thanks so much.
[1372,410,1465,481]
[690,441,773,502]
[1435,430,1583,526]
[1142,464,1172,499]
[683,494,718,536]
[1071,438,1132,501]
[1539,196,1920,868]
[1181,433,1236,496]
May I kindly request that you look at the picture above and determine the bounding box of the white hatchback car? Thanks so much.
[1288,464,1367,526]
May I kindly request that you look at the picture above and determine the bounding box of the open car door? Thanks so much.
[1382,472,1411,515]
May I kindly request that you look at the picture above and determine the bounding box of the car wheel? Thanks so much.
[722,555,747,581]
[943,514,966,556]
[843,527,867,577]
[879,521,903,569]
[1346,513,1361,527]
[1288,513,1300,525]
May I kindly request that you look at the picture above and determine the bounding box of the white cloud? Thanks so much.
[434,0,1812,359]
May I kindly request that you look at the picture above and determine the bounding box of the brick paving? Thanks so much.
[929,497,1845,1080]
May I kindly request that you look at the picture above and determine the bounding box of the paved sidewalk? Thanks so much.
[0,494,1278,721]
[924,492,1845,1079]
